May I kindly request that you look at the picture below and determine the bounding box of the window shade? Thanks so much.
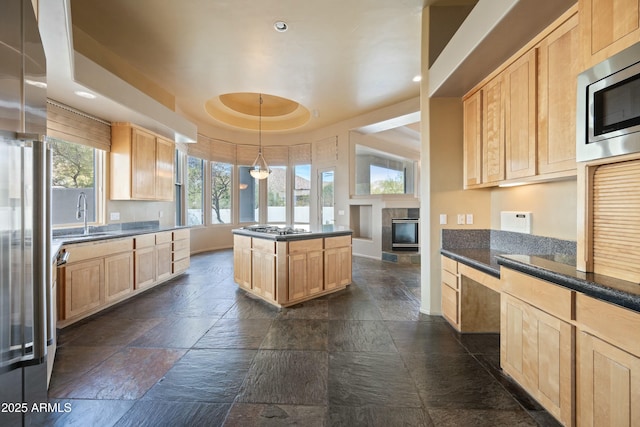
[592,159,640,283]
[46,100,111,151]
[289,143,311,165]
[236,144,259,165]
[315,136,338,163]
[263,146,289,166]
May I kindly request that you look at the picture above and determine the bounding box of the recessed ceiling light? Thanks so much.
[74,90,96,99]
[274,21,288,32]
[412,75,422,82]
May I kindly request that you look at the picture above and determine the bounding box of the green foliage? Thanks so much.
[50,140,95,188]
[371,177,404,195]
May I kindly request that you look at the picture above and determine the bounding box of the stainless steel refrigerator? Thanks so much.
[0,1,50,426]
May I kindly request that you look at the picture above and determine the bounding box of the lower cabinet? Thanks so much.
[324,236,352,291]
[501,293,574,426]
[156,232,173,282]
[104,252,134,302]
[64,258,104,319]
[577,332,640,427]
[288,238,324,301]
[135,246,156,289]
[500,268,574,426]
[233,235,252,290]
[252,239,276,301]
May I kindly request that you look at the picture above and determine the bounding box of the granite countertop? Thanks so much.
[232,225,353,241]
[440,229,640,314]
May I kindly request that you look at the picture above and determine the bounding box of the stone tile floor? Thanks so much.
[34,250,561,426]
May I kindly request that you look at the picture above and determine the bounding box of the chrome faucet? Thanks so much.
[76,192,89,235]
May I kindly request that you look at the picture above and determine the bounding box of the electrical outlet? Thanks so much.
[457,214,466,225]
[466,214,474,225]
[110,212,120,221]
[159,211,163,218]
[439,214,447,225]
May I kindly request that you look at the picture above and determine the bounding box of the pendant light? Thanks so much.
[249,94,271,179]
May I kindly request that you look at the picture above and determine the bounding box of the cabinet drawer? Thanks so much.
[173,228,189,241]
[64,238,133,263]
[234,235,251,249]
[441,283,459,326]
[173,248,189,262]
[135,234,156,249]
[173,238,190,253]
[155,231,172,244]
[441,255,458,274]
[173,257,190,273]
[576,293,640,356]
[252,238,275,253]
[442,269,459,290]
[289,238,323,254]
[325,235,351,249]
[501,268,574,321]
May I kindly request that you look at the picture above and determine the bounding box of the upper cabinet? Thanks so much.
[110,123,175,201]
[462,6,579,189]
[580,0,640,68]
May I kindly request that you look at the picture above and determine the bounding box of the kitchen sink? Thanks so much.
[53,232,117,241]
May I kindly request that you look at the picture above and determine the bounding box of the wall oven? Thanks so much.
[577,41,640,162]
[391,218,419,251]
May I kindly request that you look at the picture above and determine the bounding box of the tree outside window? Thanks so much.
[187,156,204,226]
[50,139,98,226]
[211,161,232,224]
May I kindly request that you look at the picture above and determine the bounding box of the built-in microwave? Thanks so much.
[577,42,640,162]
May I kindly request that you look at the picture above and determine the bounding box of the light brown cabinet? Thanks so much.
[575,293,640,426]
[441,256,460,327]
[233,235,252,290]
[500,268,574,426]
[462,7,578,189]
[58,231,190,327]
[172,228,191,274]
[538,13,580,175]
[463,91,483,188]
[288,238,324,301]
[110,123,175,201]
[104,251,134,302]
[324,235,352,291]
[580,0,640,69]
[232,232,352,307]
[504,49,537,180]
[252,239,276,301]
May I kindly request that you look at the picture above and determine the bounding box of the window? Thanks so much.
[355,144,416,196]
[50,139,103,227]
[238,166,258,223]
[175,150,185,226]
[187,156,204,226]
[267,166,287,223]
[211,161,232,224]
[293,164,311,228]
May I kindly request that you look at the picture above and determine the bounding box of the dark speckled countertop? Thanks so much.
[440,229,640,314]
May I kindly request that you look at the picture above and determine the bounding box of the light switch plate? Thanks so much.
[466,214,474,225]
[457,214,466,225]
[110,212,120,221]
[439,214,447,225]
[500,211,531,233]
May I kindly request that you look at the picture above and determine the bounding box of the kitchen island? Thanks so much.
[232,225,352,307]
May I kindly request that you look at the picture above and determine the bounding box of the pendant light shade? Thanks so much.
[249,94,271,180]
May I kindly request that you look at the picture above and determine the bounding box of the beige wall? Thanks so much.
[490,179,577,240]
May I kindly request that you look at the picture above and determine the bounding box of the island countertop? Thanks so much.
[232,225,353,241]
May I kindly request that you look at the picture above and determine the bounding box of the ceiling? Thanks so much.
[61,0,432,135]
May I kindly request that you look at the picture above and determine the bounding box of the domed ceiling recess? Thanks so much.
[205,92,311,131]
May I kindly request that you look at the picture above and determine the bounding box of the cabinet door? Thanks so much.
[463,91,483,188]
[156,137,174,201]
[233,235,252,289]
[501,294,574,426]
[156,242,173,281]
[288,252,308,301]
[64,259,104,319]
[135,246,156,289]
[325,246,352,290]
[441,282,460,329]
[336,246,352,286]
[105,252,134,302]
[252,250,276,300]
[482,76,505,184]
[538,13,579,174]
[581,0,640,67]
[577,331,640,427]
[504,49,537,180]
[307,249,324,295]
[132,128,157,199]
